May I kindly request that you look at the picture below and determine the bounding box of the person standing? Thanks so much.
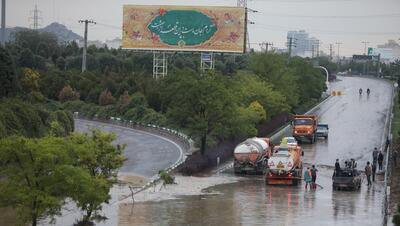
[311,165,318,189]
[385,136,391,152]
[393,150,398,167]
[378,150,384,171]
[334,159,341,176]
[372,147,379,164]
[372,162,377,182]
[365,161,372,186]
[304,167,312,190]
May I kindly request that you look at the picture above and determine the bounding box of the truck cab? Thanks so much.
[292,115,318,143]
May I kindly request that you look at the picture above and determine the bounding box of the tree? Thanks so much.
[0,136,74,226]
[248,53,300,108]
[118,91,130,107]
[160,70,235,154]
[58,85,80,102]
[0,47,19,97]
[99,89,116,106]
[20,68,41,94]
[68,130,125,223]
[18,48,35,68]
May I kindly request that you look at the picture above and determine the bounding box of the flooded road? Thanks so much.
[50,76,393,226]
[117,76,393,226]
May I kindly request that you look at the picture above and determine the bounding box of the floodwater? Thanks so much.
[115,76,393,226]
[46,76,393,226]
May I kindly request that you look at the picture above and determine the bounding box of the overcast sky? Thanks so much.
[5,0,400,56]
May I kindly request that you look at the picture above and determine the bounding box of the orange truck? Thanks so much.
[265,142,303,185]
[292,115,318,143]
[234,137,271,174]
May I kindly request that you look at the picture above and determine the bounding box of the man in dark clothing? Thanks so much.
[378,151,384,170]
[334,159,341,176]
[385,136,391,152]
[372,163,377,182]
[365,161,372,186]
[373,147,379,164]
[311,165,318,189]
[393,150,398,167]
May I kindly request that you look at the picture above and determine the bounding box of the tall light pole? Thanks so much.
[78,19,96,72]
[335,42,342,60]
[335,42,342,70]
[1,0,5,46]
[362,41,369,55]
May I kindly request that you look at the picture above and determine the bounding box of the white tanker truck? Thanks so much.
[233,137,271,174]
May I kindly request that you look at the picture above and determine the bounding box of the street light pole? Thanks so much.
[362,41,369,55]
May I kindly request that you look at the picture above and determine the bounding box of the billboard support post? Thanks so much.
[153,52,168,79]
[200,52,214,72]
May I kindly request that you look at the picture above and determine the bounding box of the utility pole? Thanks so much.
[336,42,343,60]
[329,44,333,60]
[259,42,273,53]
[335,42,342,70]
[266,42,273,53]
[29,4,42,29]
[79,19,96,72]
[361,41,370,55]
[1,0,5,46]
[287,37,296,58]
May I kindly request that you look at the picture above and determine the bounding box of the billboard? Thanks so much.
[122,5,246,53]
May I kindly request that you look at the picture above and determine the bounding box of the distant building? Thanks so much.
[105,38,122,49]
[374,40,400,62]
[287,30,319,58]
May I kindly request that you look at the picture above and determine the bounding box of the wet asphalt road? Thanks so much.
[74,119,182,177]
[121,76,394,226]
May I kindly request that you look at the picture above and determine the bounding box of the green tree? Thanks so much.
[0,136,74,226]
[0,47,19,97]
[160,70,235,154]
[248,53,300,108]
[68,130,125,223]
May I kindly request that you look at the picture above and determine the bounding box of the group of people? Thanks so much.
[303,165,318,190]
[334,158,357,175]
[364,147,385,186]
[359,88,371,95]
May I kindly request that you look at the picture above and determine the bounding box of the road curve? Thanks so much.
[74,119,182,178]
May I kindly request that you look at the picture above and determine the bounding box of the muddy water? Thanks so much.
[118,169,384,226]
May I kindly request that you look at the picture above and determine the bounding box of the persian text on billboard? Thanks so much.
[122,5,246,53]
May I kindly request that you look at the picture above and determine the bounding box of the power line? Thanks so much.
[257,12,400,19]
[252,23,400,36]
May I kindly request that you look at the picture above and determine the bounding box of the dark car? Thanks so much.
[332,168,361,191]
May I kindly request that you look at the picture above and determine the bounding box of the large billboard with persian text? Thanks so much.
[122,5,246,53]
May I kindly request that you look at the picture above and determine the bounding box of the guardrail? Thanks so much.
[383,84,397,226]
[73,113,197,198]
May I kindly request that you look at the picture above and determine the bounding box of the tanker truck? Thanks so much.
[233,137,271,174]
[265,139,303,185]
